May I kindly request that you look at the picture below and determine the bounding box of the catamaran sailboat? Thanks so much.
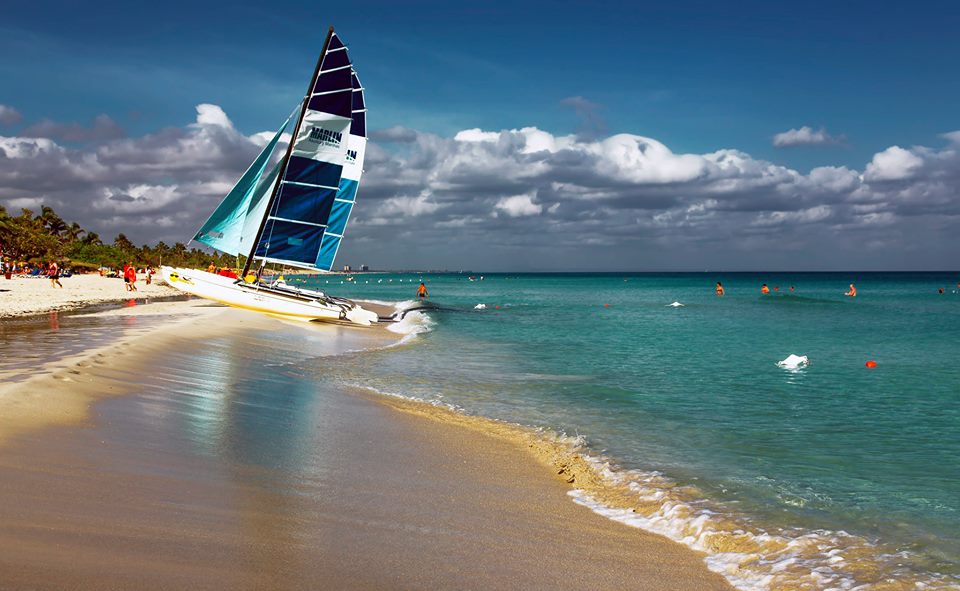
[161,27,379,326]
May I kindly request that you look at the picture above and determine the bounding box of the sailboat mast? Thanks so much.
[241,25,336,279]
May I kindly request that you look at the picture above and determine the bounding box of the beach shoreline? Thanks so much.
[0,300,733,590]
[0,273,181,318]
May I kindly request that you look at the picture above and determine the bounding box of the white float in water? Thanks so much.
[474,303,487,309]
[667,301,685,307]
[777,354,809,369]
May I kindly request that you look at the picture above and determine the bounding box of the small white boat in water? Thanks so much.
[162,27,378,326]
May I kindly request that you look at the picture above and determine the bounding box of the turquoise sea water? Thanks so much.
[299,271,960,589]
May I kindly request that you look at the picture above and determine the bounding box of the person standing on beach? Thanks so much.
[417,282,428,299]
[47,261,62,288]
[715,282,724,296]
[124,262,138,292]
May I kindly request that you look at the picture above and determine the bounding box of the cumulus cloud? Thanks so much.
[495,192,542,217]
[21,114,125,142]
[773,126,842,147]
[0,105,22,126]
[1,104,957,270]
[863,146,923,181]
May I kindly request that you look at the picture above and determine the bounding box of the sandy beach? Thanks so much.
[0,300,733,590]
[0,273,180,318]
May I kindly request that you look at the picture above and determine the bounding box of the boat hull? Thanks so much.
[159,267,378,326]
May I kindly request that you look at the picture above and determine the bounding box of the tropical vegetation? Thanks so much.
[0,205,237,270]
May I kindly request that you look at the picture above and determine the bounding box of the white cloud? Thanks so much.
[752,205,832,227]
[1,104,958,271]
[940,130,960,144]
[377,194,442,217]
[863,146,923,181]
[454,128,501,143]
[194,104,234,129]
[494,193,543,217]
[773,126,841,147]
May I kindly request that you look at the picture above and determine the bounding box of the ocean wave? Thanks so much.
[566,456,959,591]
[386,308,434,344]
[349,377,959,591]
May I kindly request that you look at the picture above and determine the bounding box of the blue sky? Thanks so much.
[5,0,958,168]
[1,1,958,270]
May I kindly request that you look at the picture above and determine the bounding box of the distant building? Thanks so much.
[342,265,352,272]
[359,264,369,271]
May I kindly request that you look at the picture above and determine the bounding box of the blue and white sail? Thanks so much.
[254,31,359,270]
[193,115,292,256]
[315,69,366,270]
[239,159,282,254]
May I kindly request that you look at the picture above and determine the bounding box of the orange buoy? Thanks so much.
[495,305,500,309]
[865,360,877,368]
[604,303,610,308]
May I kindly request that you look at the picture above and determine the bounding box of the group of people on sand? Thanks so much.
[120,263,155,291]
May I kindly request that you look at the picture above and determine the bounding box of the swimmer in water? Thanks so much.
[715,282,725,297]
[789,285,796,292]
[417,282,428,299]
[761,283,770,295]
[845,283,857,297]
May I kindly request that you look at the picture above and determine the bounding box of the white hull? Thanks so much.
[159,267,378,326]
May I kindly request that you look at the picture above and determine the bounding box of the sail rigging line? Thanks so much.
[241,25,337,280]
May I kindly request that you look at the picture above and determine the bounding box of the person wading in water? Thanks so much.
[417,282,428,299]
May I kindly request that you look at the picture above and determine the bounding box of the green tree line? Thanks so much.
[0,205,237,270]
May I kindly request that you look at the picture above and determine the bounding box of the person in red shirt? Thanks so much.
[124,262,138,292]
[48,260,63,288]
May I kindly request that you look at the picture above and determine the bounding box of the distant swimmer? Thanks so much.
[774,285,780,292]
[789,286,796,292]
[761,283,770,295]
[715,282,725,297]
[845,283,857,297]
[417,282,428,299]
[938,287,945,294]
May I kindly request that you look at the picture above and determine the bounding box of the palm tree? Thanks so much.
[82,231,103,246]
[37,205,67,237]
[65,222,86,242]
[172,242,187,266]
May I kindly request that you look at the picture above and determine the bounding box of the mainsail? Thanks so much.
[193,115,292,256]
[251,29,361,271]
[315,69,366,270]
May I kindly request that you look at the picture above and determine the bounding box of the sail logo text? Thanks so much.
[308,127,342,147]
[346,149,357,162]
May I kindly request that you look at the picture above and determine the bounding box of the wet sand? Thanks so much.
[0,304,732,590]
